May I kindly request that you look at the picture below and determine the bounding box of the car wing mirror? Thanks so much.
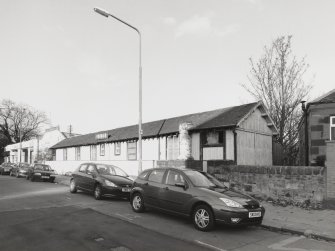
[175,182,187,189]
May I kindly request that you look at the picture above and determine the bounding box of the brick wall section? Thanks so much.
[326,141,335,199]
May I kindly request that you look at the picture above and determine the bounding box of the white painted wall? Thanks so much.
[225,130,235,161]
[191,133,200,160]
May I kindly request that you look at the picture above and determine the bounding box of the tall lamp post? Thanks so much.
[93,7,143,173]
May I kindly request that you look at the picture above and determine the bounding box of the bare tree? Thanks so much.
[0,99,49,145]
[242,36,312,165]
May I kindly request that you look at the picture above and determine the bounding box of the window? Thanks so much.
[100,144,105,156]
[201,130,224,146]
[79,164,87,173]
[114,142,121,155]
[90,145,97,160]
[87,165,97,174]
[127,142,137,160]
[167,135,179,160]
[63,149,67,161]
[138,170,150,180]
[75,147,81,160]
[331,116,335,141]
[166,170,185,185]
[148,169,165,183]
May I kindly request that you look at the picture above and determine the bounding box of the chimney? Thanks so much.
[301,101,306,112]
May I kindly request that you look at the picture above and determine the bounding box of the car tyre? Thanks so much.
[131,193,145,213]
[192,204,214,232]
[70,179,77,193]
[30,176,35,182]
[94,184,103,200]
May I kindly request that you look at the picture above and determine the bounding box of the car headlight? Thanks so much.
[219,198,243,208]
[105,180,117,187]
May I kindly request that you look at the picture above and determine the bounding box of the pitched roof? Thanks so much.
[50,102,264,149]
[310,89,335,104]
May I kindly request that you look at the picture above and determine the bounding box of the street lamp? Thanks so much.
[93,7,143,174]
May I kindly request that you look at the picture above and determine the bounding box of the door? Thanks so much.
[75,164,88,189]
[82,164,97,191]
[160,170,193,214]
[143,169,166,207]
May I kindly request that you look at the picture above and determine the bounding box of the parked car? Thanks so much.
[0,162,14,175]
[10,162,30,178]
[26,163,56,182]
[130,167,265,231]
[69,163,133,200]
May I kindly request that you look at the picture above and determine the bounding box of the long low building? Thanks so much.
[49,101,278,175]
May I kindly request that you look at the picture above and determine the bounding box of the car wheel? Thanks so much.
[192,204,214,231]
[49,178,55,183]
[94,184,103,200]
[131,193,145,213]
[30,176,35,182]
[26,175,29,180]
[69,179,77,193]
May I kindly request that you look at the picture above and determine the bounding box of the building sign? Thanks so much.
[96,132,108,140]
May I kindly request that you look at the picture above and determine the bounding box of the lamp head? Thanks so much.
[94,7,109,18]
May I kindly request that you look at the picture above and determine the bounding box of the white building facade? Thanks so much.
[49,102,277,176]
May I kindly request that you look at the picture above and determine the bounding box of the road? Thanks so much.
[0,175,334,251]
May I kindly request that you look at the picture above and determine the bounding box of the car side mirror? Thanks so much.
[175,182,187,189]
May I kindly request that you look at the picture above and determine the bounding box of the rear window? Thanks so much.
[35,164,51,171]
[138,170,150,180]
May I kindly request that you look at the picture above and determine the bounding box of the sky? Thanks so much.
[0,0,334,134]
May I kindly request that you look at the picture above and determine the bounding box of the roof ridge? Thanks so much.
[310,88,335,103]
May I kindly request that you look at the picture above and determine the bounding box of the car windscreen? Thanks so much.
[201,172,227,188]
[184,170,215,188]
[34,165,51,171]
[96,164,128,177]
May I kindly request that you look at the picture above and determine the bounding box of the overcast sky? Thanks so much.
[0,0,334,134]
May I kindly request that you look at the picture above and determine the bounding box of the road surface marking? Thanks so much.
[114,213,134,221]
[195,240,226,251]
[268,236,325,251]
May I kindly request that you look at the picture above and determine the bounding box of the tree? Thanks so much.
[0,99,49,159]
[242,36,312,165]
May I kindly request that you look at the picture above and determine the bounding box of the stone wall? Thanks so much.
[208,162,325,209]
[156,160,326,209]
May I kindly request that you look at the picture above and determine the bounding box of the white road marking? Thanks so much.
[114,213,134,221]
[0,187,67,200]
[195,240,226,251]
[268,236,325,251]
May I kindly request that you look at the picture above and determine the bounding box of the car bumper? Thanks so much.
[33,174,56,180]
[212,204,265,226]
[101,185,131,198]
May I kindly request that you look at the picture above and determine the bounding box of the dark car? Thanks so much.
[130,167,265,231]
[70,163,133,200]
[26,164,56,182]
[0,162,14,175]
[10,162,30,178]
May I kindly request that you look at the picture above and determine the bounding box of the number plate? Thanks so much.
[5,169,10,172]
[41,176,49,179]
[122,188,131,192]
[249,212,261,218]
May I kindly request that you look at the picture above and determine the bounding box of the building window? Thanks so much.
[167,135,179,160]
[201,130,225,160]
[114,142,121,155]
[127,142,137,160]
[75,147,81,160]
[63,149,67,161]
[90,145,97,160]
[100,144,105,156]
[331,116,335,141]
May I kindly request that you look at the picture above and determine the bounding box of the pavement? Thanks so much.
[54,175,335,243]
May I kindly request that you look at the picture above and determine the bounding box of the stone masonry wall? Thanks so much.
[156,160,326,208]
[207,161,326,208]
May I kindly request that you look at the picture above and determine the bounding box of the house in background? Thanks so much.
[4,126,77,164]
[299,89,335,166]
[49,101,278,175]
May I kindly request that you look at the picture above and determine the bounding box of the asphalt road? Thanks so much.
[0,175,334,251]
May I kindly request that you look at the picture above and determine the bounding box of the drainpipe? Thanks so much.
[301,101,309,166]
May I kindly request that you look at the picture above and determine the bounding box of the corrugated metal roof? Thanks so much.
[51,102,259,149]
